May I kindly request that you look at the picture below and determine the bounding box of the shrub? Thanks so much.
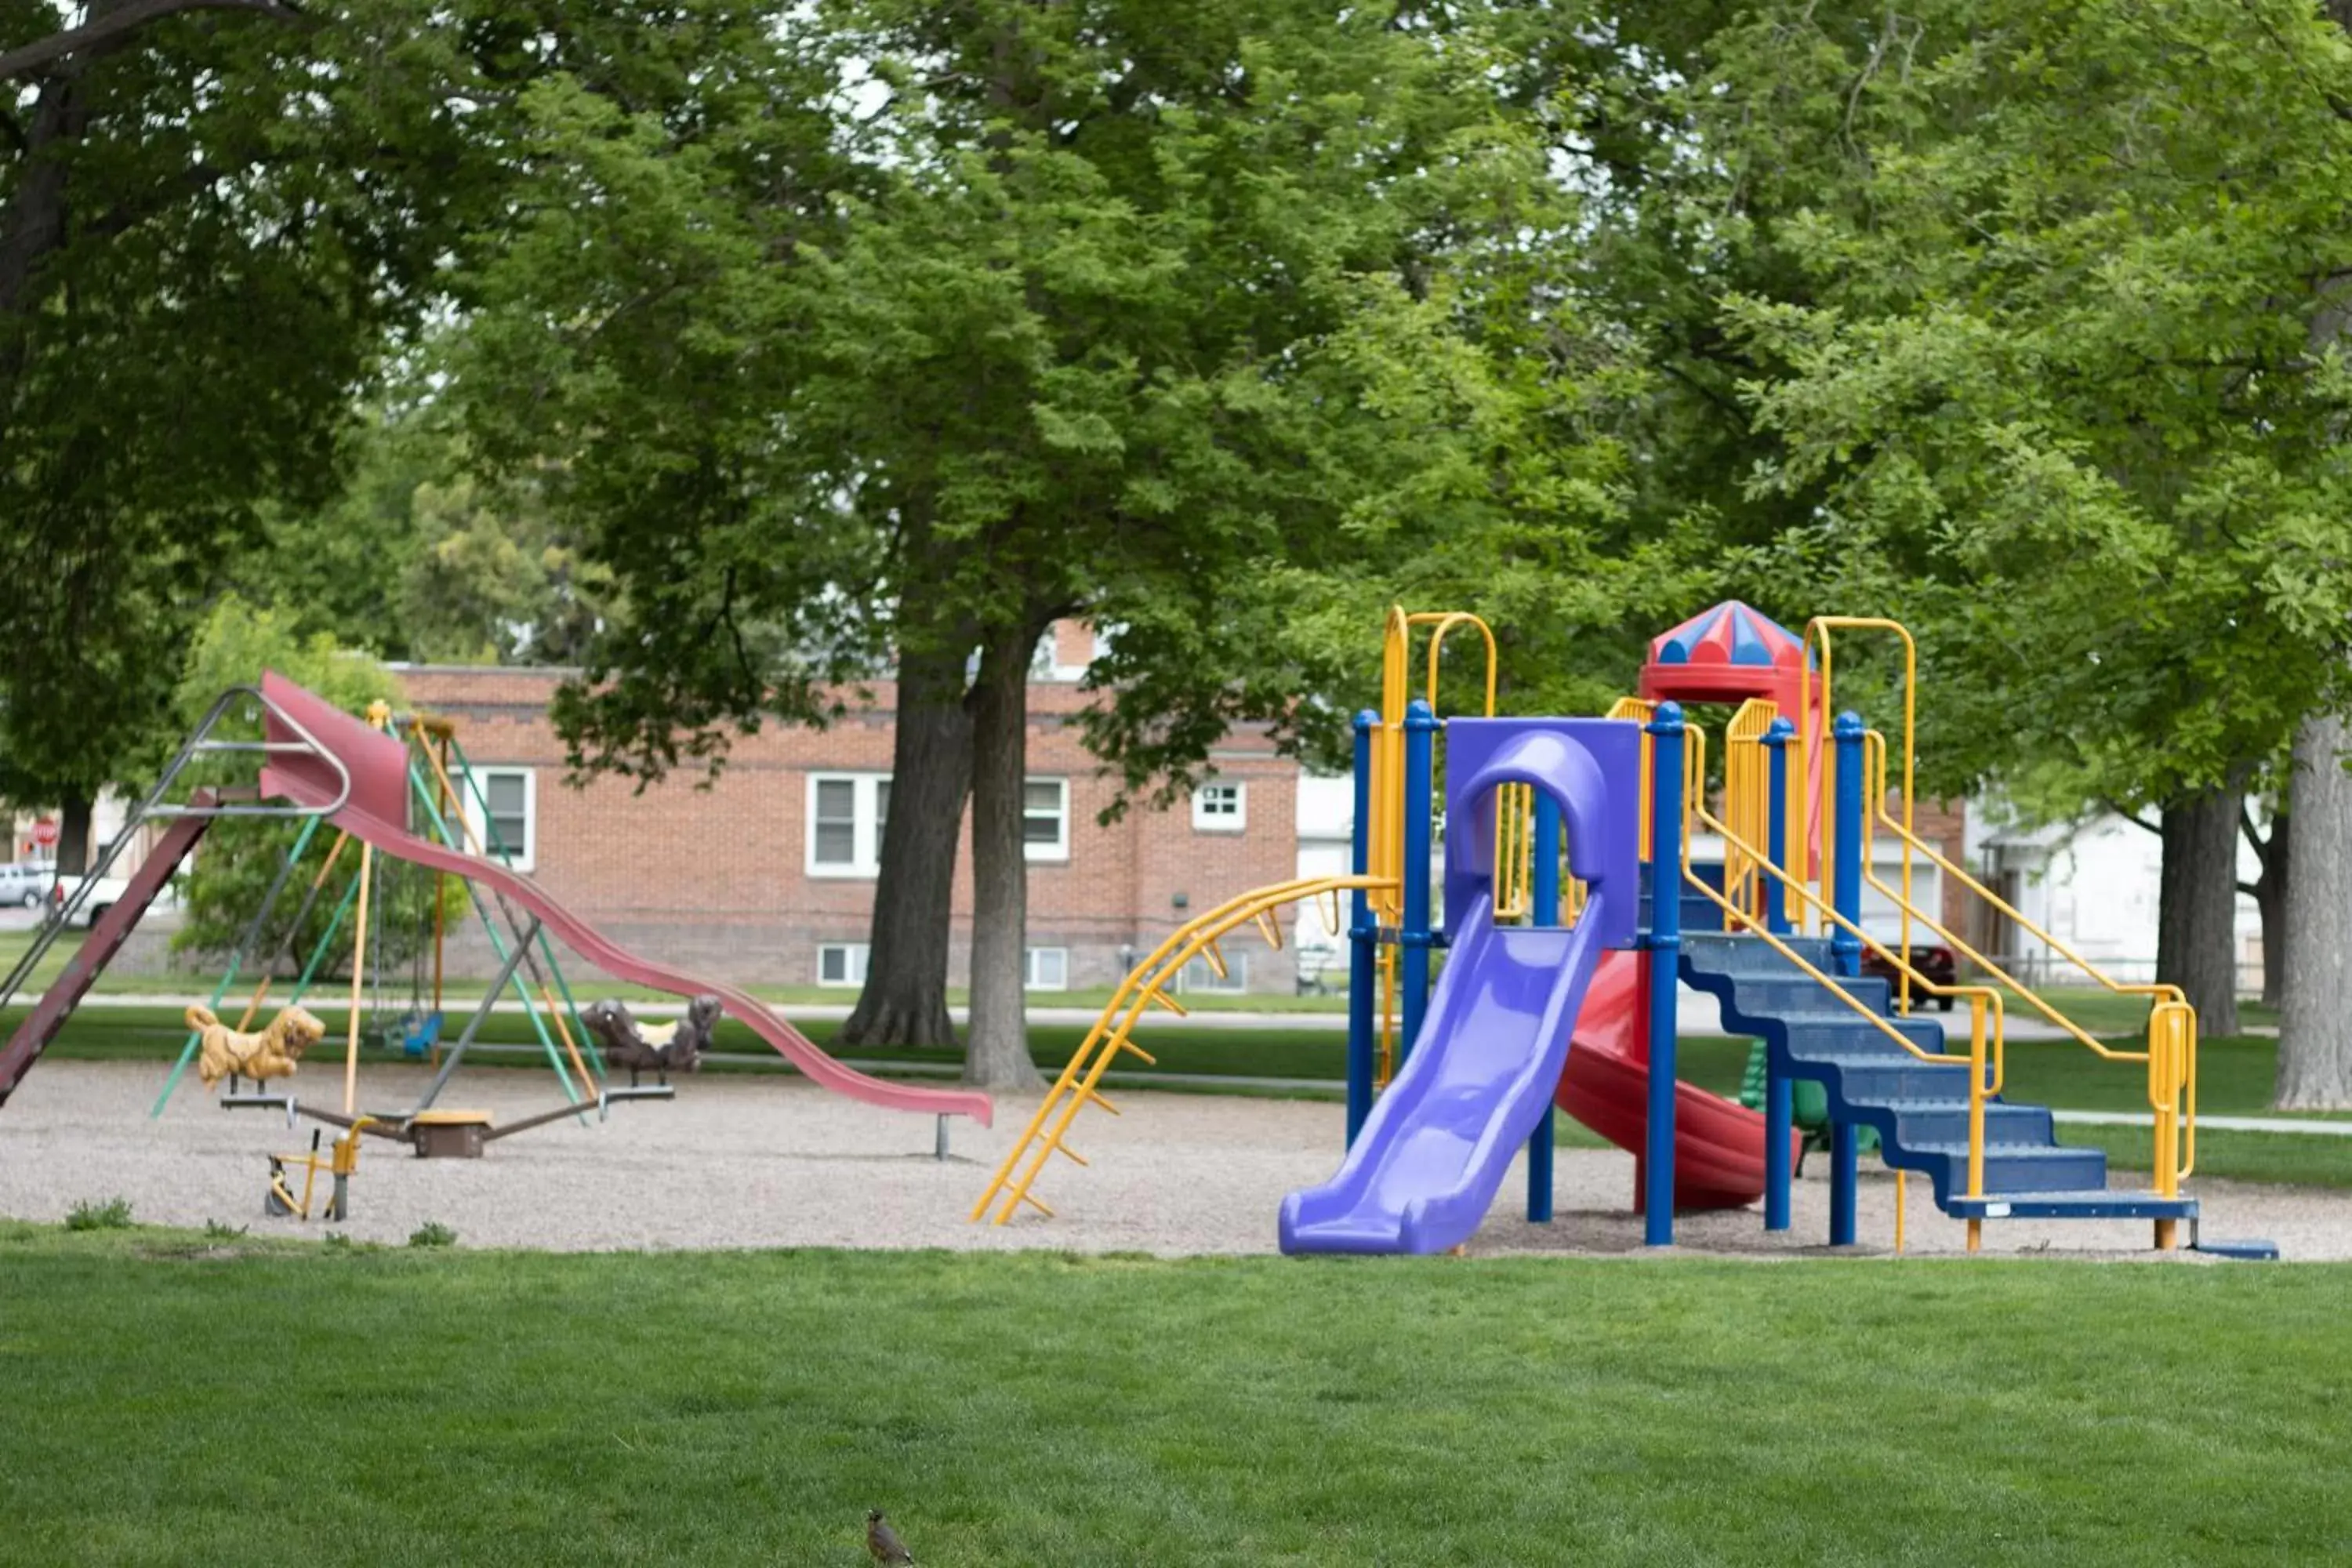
[64,1197,134,1232]
[408,1221,457,1248]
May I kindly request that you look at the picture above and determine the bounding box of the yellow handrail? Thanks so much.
[1859,731,2197,1192]
[1682,728,2007,1208]
[1722,698,1779,926]
[1802,618,1917,978]
[971,874,1391,1225]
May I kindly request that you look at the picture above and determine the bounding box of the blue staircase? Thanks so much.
[1681,931,2198,1225]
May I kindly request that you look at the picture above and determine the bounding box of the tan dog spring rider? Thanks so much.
[189,1004,327,1090]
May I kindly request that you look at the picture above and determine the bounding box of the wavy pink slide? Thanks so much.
[259,672,992,1127]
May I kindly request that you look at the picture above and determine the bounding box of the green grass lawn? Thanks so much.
[0,1226,2345,1566]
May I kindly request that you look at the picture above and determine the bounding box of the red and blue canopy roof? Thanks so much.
[1648,601,1809,673]
[1639,601,1813,710]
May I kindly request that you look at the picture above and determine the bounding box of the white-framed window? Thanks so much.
[1178,953,1247,993]
[1023,778,1069,862]
[817,942,869,987]
[1025,946,1069,990]
[807,773,891,877]
[458,767,536,872]
[1192,782,1246,833]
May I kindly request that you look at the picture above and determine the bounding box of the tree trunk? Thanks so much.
[2156,784,2241,1037]
[963,622,1040,1089]
[837,643,973,1051]
[2280,714,2352,1106]
[2242,806,2288,1009]
[56,789,93,877]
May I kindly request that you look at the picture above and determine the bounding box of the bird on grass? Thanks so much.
[866,1509,916,1565]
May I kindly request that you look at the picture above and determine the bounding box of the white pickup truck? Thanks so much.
[49,873,178,929]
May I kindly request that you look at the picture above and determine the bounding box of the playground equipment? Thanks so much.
[0,671,994,1145]
[135,697,617,1149]
[265,1122,372,1220]
[583,996,719,1087]
[188,1004,327,1090]
[982,600,2223,1256]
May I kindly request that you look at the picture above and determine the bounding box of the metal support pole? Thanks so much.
[151,817,321,1116]
[403,762,579,1106]
[1830,1120,1860,1247]
[1763,720,1795,938]
[1829,711,1866,1245]
[1345,711,1378,1146]
[445,735,595,1064]
[1831,712,1866,979]
[1527,792,1563,1223]
[414,920,539,1112]
[935,1115,950,1162]
[1399,700,1438,1069]
[1645,702,1685,1247]
[1763,717,1794,1231]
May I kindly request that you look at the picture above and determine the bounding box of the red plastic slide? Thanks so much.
[257,673,993,1128]
[1554,949,1787,1210]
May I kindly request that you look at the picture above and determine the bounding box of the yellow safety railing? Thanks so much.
[1681,727,2013,1234]
[1860,731,2198,1204]
[1802,618,1917,982]
[971,875,1384,1225]
[1721,698,1779,927]
[1366,608,1514,1080]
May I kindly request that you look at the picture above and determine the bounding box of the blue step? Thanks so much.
[1676,931,2197,1229]
[1944,1190,2199,1221]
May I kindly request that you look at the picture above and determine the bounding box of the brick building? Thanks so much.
[395,623,1305,993]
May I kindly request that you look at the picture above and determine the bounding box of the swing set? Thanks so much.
[152,702,668,1176]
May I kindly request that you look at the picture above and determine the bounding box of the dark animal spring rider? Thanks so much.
[582,995,720,1087]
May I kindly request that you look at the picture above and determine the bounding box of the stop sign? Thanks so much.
[31,819,57,848]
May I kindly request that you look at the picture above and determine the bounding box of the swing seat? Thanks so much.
[401,1011,445,1058]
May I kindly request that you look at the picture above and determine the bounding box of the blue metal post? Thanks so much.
[1763,719,1795,938]
[1526,792,1563,1222]
[1831,711,1866,979]
[1398,701,1439,1068]
[1828,710,1866,1244]
[1345,711,1378,1146]
[1644,702,1685,1247]
[1762,717,1795,1232]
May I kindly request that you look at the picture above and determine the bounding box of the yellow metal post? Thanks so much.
[343,841,373,1119]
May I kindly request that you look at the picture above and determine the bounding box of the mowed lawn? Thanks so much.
[0,1226,2346,1566]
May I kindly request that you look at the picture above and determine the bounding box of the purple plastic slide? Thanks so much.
[1277,891,1607,1254]
[1279,717,1639,1255]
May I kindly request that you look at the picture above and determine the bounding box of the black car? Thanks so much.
[1860,942,1958,1011]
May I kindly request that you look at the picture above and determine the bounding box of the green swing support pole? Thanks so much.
[444,735,601,1084]
[403,761,585,1109]
[149,816,325,1118]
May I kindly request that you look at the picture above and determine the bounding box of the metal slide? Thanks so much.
[250,672,993,1128]
[1279,891,1608,1254]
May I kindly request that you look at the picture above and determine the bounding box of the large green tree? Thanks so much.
[455,0,1607,1083]
[1599,0,2352,1044]
[0,0,493,862]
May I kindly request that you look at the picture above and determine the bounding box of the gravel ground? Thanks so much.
[0,1061,2342,1260]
